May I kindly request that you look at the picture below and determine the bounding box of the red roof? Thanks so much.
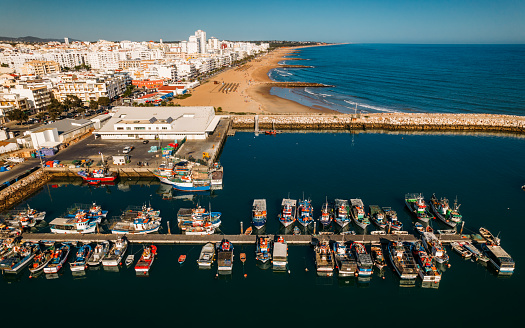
[140,92,159,99]
[158,86,184,91]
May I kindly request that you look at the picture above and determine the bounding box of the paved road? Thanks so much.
[0,158,41,185]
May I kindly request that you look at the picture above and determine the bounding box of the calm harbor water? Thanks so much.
[2,132,524,327]
[270,44,525,115]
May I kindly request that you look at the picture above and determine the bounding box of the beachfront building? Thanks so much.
[97,106,220,140]
[54,72,130,103]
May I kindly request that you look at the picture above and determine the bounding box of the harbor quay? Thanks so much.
[232,113,525,134]
[19,232,469,245]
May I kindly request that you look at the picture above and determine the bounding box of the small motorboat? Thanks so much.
[178,254,186,264]
[240,253,246,263]
[293,226,301,235]
[244,226,253,235]
[125,254,134,267]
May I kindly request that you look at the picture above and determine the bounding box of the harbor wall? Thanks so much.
[0,168,52,212]
[230,113,525,134]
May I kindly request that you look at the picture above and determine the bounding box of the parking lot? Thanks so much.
[52,135,172,167]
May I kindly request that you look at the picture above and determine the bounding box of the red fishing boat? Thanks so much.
[135,245,157,273]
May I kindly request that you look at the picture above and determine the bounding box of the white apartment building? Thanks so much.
[9,83,53,113]
[54,73,130,103]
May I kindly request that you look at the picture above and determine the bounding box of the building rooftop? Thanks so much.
[31,118,92,135]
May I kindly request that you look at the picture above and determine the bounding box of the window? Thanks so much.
[126,127,131,130]
[162,127,167,130]
[116,127,123,130]
[134,127,145,130]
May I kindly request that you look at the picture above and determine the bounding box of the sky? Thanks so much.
[1,0,524,43]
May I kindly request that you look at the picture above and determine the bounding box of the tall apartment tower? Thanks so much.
[194,30,207,54]
[64,37,69,45]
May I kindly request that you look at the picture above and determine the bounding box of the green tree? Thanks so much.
[123,85,135,98]
[6,108,29,122]
[1,63,8,68]
[47,98,63,119]
[97,97,111,107]
[89,100,98,110]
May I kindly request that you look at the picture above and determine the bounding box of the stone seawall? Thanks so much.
[231,113,525,133]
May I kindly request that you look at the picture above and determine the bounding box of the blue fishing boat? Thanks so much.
[251,199,267,229]
[352,242,373,277]
[383,207,403,231]
[44,243,71,274]
[297,198,313,227]
[255,236,272,263]
[70,244,92,272]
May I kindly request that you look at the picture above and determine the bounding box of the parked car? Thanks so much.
[142,140,149,144]
[122,146,133,154]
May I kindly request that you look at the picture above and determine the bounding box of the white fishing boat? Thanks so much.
[49,216,98,234]
[0,242,38,274]
[102,237,128,266]
[197,242,215,268]
[87,241,110,266]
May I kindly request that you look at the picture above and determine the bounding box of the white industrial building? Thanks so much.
[97,106,220,140]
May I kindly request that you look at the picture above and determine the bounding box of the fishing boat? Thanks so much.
[278,198,296,228]
[125,255,134,267]
[86,241,110,266]
[318,200,333,227]
[49,216,98,234]
[102,237,128,266]
[352,242,373,277]
[135,245,157,273]
[369,205,387,229]
[387,241,418,280]
[334,199,350,228]
[412,242,441,282]
[462,241,489,263]
[333,241,357,277]
[450,241,473,259]
[429,194,462,228]
[0,237,17,259]
[6,205,46,228]
[405,193,434,223]
[0,242,38,274]
[414,222,425,234]
[177,205,221,233]
[255,236,272,264]
[481,243,514,274]
[297,198,314,227]
[217,239,234,274]
[293,226,300,235]
[272,236,288,271]
[197,242,215,268]
[44,243,71,274]
[77,167,118,183]
[87,203,109,219]
[244,226,253,235]
[70,244,92,272]
[251,199,267,230]
[479,227,501,246]
[178,255,186,264]
[370,246,387,270]
[421,230,449,264]
[29,244,54,273]
[111,205,162,234]
[314,239,334,276]
[350,199,370,229]
[184,224,214,235]
[153,161,212,191]
[383,207,403,231]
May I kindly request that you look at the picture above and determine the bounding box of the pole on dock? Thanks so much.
[96,223,100,234]
[240,221,244,234]
[313,221,316,235]
[460,221,465,235]
[167,220,171,235]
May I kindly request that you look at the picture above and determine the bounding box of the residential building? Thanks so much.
[18,60,60,76]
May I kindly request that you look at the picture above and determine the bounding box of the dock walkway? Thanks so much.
[20,232,468,245]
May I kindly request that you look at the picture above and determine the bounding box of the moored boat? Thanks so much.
[350,199,370,229]
[217,239,234,274]
[450,241,473,259]
[429,194,462,228]
[462,241,489,263]
[352,242,373,277]
[479,227,501,246]
[5,205,46,228]
[197,242,215,268]
[70,244,92,272]
[77,167,118,183]
[405,193,434,223]
[334,199,350,228]
[135,245,157,273]
[481,243,514,274]
[318,199,333,227]
[421,230,449,264]
[297,198,314,227]
[278,198,296,228]
[86,241,110,266]
[44,243,71,274]
[314,239,334,276]
[272,235,288,271]
[255,236,272,264]
[333,241,357,277]
[369,205,387,229]
[387,241,418,280]
[49,216,98,234]
[0,242,38,274]
[370,246,387,270]
[102,237,128,266]
[251,199,267,230]
[383,207,403,231]
[111,205,162,234]
[29,244,54,273]
[412,241,441,282]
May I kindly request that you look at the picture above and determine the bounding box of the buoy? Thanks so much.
[448,264,451,268]
[288,270,291,274]
[383,276,385,280]
[305,268,309,272]
[244,274,247,278]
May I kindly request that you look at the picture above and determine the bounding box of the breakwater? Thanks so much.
[231,113,525,134]
[0,168,52,212]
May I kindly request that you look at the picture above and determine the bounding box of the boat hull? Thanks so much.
[429,202,458,228]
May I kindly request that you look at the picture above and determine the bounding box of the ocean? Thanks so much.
[269,44,525,115]
[2,131,524,327]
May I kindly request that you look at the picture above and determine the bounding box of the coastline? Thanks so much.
[175,45,339,114]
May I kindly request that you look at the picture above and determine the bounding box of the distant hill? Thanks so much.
[0,36,80,43]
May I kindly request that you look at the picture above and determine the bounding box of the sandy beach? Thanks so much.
[174,47,336,114]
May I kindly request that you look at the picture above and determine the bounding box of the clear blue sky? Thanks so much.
[1,0,524,43]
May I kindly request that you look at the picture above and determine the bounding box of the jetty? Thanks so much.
[19,232,470,246]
